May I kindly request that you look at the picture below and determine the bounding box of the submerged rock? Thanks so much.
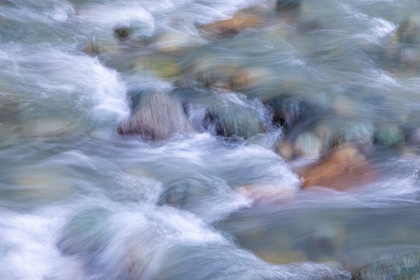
[118,91,192,140]
[353,250,420,280]
[332,121,374,147]
[294,132,323,157]
[299,144,377,191]
[374,124,405,147]
[208,95,265,139]
[276,0,302,12]
[114,26,133,41]
[14,168,75,204]
[132,58,181,79]
[277,140,294,161]
[267,94,318,131]
[21,118,78,137]
[201,12,262,38]
[152,31,202,53]
[397,19,420,45]
[256,250,307,264]
[57,207,112,256]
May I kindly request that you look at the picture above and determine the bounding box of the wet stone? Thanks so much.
[114,27,133,41]
[332,121,374,147]
[299,144,378,191]
[201,12,262,38]
[276,0,302,13]
[57,207,112,256]
[397,19,420,45]
[267,94,319,132]
[352,250,420,280]
[294,132,323,157]
[374,124,405,147]
[118,90,192,140]
[132,58,181,79]
[208,96,265,139]
[12,168,75,206]
[277,140,294,161]
[257,250,307,264]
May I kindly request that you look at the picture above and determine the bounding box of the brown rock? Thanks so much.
[299,145,378,191]
[201,13,262,38]
[236,184,295,204]
[256,250,307,264]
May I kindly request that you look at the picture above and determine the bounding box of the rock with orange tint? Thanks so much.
[236,184,295,204]
[299,144,378,191]
[201,12,262,38]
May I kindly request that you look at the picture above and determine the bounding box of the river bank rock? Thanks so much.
[352,250,420,280]
[118,90,192,140]
[299,144,377,191]
[201,12,262,38]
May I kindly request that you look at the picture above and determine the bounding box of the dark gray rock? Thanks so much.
[114,26,133,41]
[267,94,318,132]
[276,0,302,13]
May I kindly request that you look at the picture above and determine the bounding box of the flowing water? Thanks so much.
[2,0,420,279]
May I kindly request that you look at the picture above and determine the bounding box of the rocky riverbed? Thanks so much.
[1,0,420,279]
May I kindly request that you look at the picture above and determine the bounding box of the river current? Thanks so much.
[1,0,420,279]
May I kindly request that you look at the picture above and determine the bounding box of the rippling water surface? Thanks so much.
[2,0,420,279]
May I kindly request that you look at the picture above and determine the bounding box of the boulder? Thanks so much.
[299,144,378,191]
[353,250,420,280]
[118,91,192,140]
